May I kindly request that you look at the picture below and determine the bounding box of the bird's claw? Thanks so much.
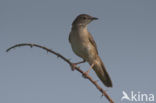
[70,63,77,71]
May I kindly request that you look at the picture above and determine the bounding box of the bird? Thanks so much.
[69,14,112,87]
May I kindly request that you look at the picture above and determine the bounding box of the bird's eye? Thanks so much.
[82,17,87,20]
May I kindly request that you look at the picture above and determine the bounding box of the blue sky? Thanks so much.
[1,0,156,103]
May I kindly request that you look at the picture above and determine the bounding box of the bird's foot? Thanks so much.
[70,60,86,71]
[70,63,77,71]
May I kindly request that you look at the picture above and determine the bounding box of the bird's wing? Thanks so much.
[88,32,98,54]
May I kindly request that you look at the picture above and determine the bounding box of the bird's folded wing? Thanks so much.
[88,32,98,54]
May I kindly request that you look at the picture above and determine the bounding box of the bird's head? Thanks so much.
[72,14,98,27]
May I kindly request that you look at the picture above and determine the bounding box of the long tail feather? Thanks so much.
[93,56,112,87]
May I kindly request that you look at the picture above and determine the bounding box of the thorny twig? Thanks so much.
[6,43,114,103]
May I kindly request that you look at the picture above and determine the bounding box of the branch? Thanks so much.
[6,43,114,103]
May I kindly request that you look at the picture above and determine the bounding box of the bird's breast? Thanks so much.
[69,29,97,61]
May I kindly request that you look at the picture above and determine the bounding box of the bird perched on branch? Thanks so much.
[69,14,112,87]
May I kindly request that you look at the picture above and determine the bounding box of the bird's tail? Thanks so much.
[92,56,112,87]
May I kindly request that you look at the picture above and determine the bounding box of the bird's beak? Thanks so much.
[91,17,98,20]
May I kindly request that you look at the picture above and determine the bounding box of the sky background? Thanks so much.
[0,0,156,103]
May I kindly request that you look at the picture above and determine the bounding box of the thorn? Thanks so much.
[101,93,104,98]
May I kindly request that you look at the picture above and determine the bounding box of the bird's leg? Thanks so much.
[71,59,86,71]
[83,63,95,78]
[74,59,86,65]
